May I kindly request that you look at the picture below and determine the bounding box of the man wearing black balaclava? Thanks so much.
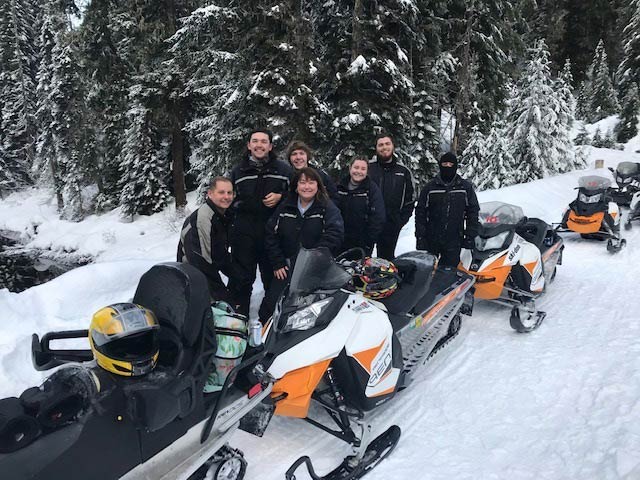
[414,152,480,268]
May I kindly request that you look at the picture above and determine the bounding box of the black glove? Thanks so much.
[462,236,475,250]
[416,237,427,250]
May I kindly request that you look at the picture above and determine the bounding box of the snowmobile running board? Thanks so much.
[285,425,401,480]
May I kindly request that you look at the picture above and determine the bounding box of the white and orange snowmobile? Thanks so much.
[248,247,475,480]
[459,202,564,333]
[557,175,626,253]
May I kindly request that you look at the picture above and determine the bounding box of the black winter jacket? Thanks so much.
[315,165,338,202]
[415,174,480,249]
[368,155,415,226]
[177,198,241,286]
[230,156,293,221]
[335,176,386,251]
[265,194,344,270]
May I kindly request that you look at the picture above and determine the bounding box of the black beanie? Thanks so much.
[439,152,458,182]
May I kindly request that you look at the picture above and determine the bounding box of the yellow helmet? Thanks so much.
[88,303,160,376]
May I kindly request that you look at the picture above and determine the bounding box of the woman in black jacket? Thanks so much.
[259,167,344,322]
[335,157,386,257]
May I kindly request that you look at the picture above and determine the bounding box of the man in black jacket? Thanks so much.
[415,152,480,268]
[368,133,415,260]
[286,140,338,201]
[177,177,244,303]
[228,128,293,316]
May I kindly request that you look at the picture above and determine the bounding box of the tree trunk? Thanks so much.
[171,110,187,211]
[453,7,474,154]
[352,0,364,62]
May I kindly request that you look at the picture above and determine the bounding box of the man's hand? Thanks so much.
[274,266,288,280]
[263,192,282,208]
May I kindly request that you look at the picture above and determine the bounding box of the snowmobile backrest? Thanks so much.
[516,218,549,250]
[133,262,210,349]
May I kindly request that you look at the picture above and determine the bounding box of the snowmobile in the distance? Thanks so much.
[607,161,640,207]
[250,247,475,480]
[0,262,273,480]
[557,175,626,253]
[459,202,564,333]
[625,190,640,230]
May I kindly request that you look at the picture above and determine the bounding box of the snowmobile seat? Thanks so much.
[133,262,213,376]
[516,218,549,251]
[379,253,435,316]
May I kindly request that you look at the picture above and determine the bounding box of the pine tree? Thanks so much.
[574,124,591,145]
[461,126,488,187]
[118,96,171,218]
[463,121,517,190]
[591,127,604,147]
[0,0,39,191]
[503,40,565,182]
[552,58,581,172]
[617,0,640,100]
[585,39,620,122]
[616,82,640,142]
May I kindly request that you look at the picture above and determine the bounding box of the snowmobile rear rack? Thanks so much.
[31,330,93,371]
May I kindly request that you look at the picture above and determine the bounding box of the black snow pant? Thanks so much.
[258,275,288,324]
[429,244,462,269]
[375,221,403,260]
[228,215,274,317]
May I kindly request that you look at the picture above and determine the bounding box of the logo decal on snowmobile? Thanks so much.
[353,301,371,313]
[508,243,521,262]
[367,340,392,387]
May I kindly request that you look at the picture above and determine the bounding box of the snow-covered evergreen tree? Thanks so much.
[0,0,39,191]
[553,58,582,172]
[616,82,640,142]
[118,96,171,218]
[461,126,488,186]
[574,124,591,145]
[617,0,640,101]
[585,40,620,122]
[591,127,603,146]
[504,40,575,182]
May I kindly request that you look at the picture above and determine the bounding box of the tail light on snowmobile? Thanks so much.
[474,231,510,251]
[281,298,334,333]
[578,192,603,204]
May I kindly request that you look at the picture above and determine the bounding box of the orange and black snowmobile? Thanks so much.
[557,175,626,253]
[460,202,563,333]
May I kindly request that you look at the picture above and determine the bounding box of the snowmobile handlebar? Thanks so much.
[31,330,93,371]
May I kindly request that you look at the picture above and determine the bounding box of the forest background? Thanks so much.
[1,0,639,221]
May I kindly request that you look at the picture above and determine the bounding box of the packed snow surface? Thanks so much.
[1,147,639,479]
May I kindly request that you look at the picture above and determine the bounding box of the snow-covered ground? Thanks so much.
[1,146,639,479]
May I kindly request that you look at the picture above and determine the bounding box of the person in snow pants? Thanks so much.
[260,167,344,323]
[228,128,293,317]
[335,157,386,257]
[368,133,415,260]
[415,152,480,268]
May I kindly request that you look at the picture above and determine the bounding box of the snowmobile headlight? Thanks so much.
[578,192,602,204]
[475,231,510,251]
[282,298,333,333]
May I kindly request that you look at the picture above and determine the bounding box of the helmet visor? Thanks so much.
[91,307,159,348]
[100,330,159,361]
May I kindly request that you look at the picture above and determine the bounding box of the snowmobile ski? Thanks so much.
[509,306,546,333]
[606,237,626,253]
[284,425,401,480]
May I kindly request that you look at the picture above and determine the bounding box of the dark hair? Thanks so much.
[375,132,394,146]
[291,167,328,203]
[286,140,313,164]
[349,156,369,168]
[249,128,273,143]
[208,176,232,190]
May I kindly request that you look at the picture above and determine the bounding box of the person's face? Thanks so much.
[296,174,318,202]
[289,149,308,170]
[207,180,234,210]
[350,160,368,183]
[247,132,272,160]
[440,161,455,169]
[375,136,394,159]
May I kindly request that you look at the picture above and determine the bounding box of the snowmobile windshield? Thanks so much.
[616,162,639,176]
[478,202,524,230]
[578,176,611,191]
[288,248,351,295]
